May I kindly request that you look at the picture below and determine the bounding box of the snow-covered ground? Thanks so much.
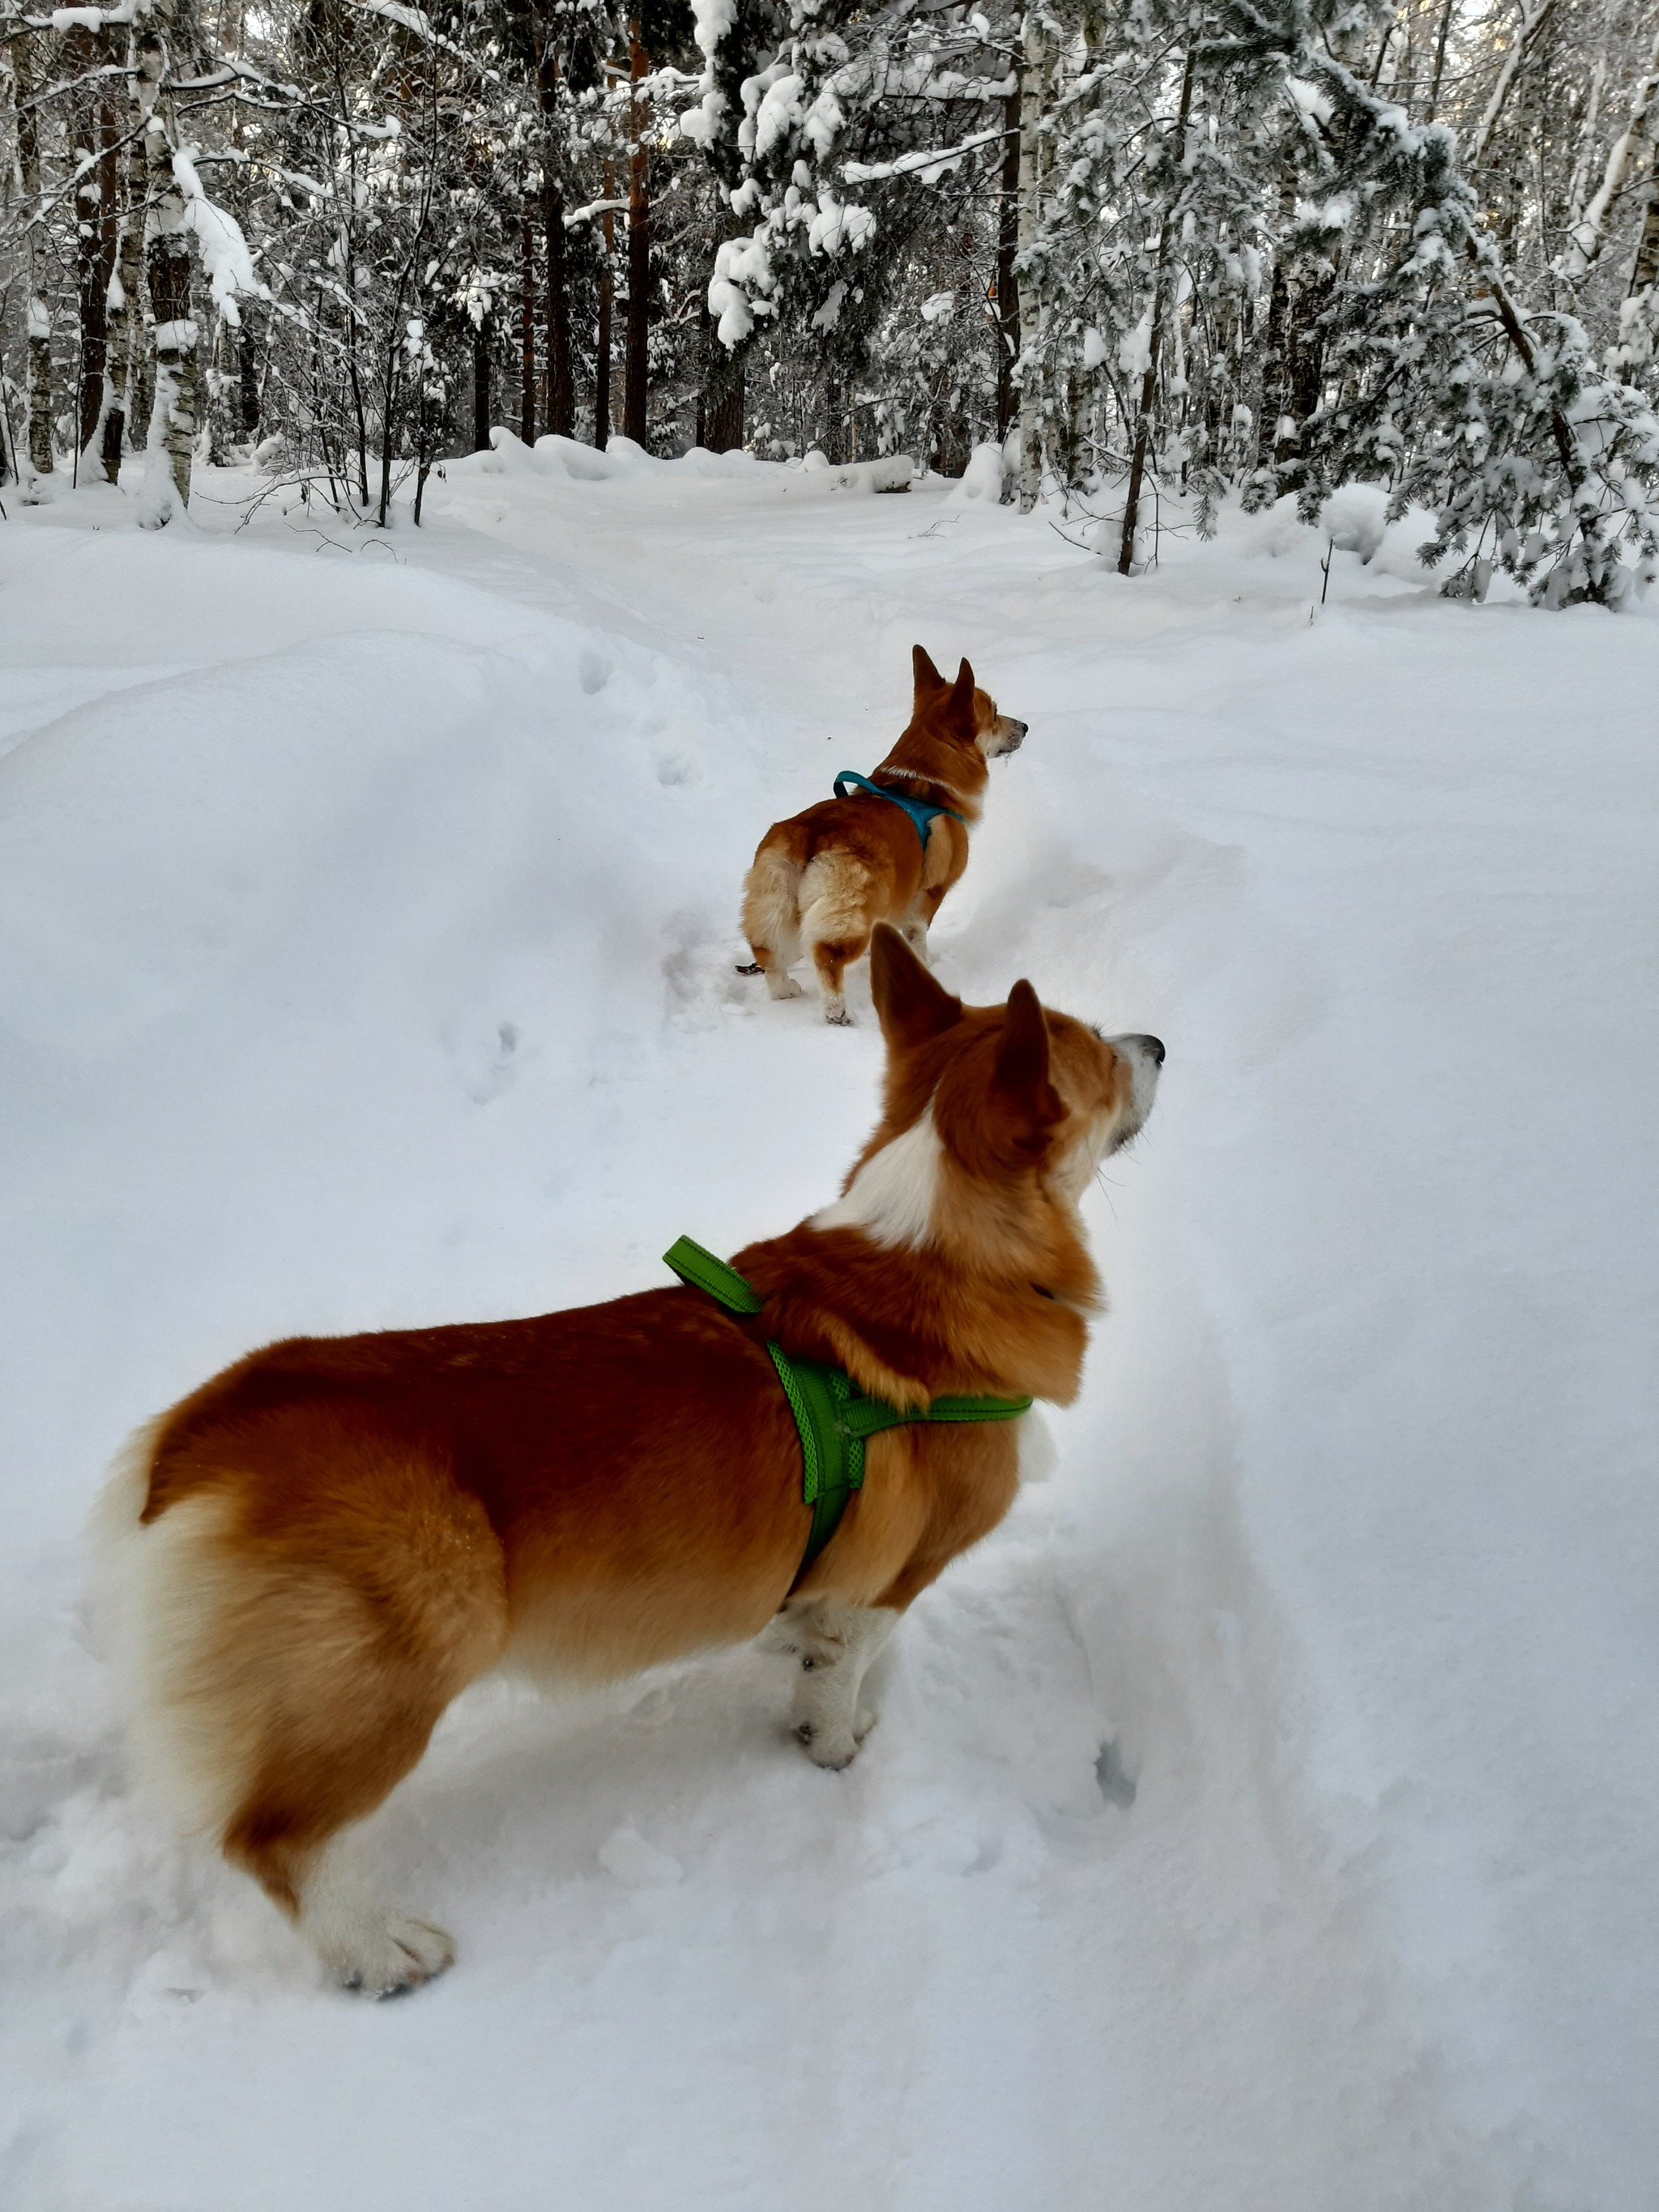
[2,445,1655,2212]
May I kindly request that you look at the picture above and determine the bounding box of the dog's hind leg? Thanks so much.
[799,859,873,1025]
[808,931,868,1025]
[122,1438,507,1995]
[741,837,806,999]
[898,904,933,965]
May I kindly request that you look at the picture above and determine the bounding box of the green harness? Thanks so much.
[663,1237,1033,1585]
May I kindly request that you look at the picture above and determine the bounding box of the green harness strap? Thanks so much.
[663,1237,1033,1583]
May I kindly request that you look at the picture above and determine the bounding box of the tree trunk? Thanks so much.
[596,160,615,449]
[1468,0,1559,168]
[473,318,493,451]
[1118,46,1196,573]
[532,37,574,441]
[624,28,650,447]
[544,174,574,437]
[74,44,121,465]
[1565,0,1617,234]
[101,86,145,484]
[13,20,55,487]
[132,0,199,517]
[240,308,262,440]
[519,198,537,444]
[1629,140,1659,296]
[1424,0,1456,122]
[1015,12,1046,513]
[208,303,242,463]
[995,88,1021,443]
[1565,21,1659,275]
[705,327,744,450]
[130,338,156,455]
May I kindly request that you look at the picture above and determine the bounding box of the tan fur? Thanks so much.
[97,929,1159,1993]
[741,646,1027,1022]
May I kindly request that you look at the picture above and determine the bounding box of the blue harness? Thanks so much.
[834,769,962,846]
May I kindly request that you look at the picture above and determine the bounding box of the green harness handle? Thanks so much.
[663,1236,1033,1583]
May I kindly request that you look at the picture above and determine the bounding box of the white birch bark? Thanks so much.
[1563,0,1617,235]
[134,0,200,522]
[11,16,55,492]
[1563,21,1659,277]
[1631,140,1659,296]
[1465,0,1557,168]
[101,62,147,486]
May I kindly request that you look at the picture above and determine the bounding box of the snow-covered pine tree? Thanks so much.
[682,0,1013,461]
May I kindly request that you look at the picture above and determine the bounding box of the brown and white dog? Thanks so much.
[95,929,1161,1995]
[740,645,1027,1023]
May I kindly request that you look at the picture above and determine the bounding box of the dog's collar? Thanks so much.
[834,769,962,846]
[664,1237,1031,1588]
[876,763,977,809]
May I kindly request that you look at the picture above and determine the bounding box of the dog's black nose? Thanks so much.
[1136,1034,1166,1066]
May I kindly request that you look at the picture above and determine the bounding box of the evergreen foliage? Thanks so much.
[2,0,1656,601]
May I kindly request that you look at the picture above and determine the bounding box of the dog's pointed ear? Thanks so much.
[945,657,978,735]
[871,923,962,1050]
[912,644,945,697]
[994,980,1064,1148]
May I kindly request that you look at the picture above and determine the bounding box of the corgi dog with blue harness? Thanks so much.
[740,645,1027,1023]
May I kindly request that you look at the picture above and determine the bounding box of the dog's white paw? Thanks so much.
[794,1718,861,1770]
[765,973,804,1000]
[824,1004,854,1027]
[316,1907,455,1997]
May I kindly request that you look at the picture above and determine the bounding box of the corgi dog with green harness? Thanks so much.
[96,927,1161,1996]
[740,645,1027,1024]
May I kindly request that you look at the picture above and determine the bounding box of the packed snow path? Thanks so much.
[2,448,1655,2212]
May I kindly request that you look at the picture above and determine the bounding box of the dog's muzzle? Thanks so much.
[1106,1033,1163,1147]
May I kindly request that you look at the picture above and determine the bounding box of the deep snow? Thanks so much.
[2,445,1655,2212]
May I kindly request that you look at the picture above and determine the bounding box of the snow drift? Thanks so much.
[1,456,1654,2212]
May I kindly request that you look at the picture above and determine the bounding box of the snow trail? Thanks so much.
[1,457,1654,2210]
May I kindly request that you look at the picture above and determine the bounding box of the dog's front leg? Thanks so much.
[773,1600,899,1769]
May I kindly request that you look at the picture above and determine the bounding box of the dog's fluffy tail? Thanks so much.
[741,823,808,982]
[87,1417,255,1839]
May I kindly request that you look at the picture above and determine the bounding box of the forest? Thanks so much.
[3,0,1658,603]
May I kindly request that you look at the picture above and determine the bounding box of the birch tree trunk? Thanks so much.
[1631,142,1659,297]
[135,0,200,518]
[102,72,147,484]
[1467,0,1557,168]
[1014,11,1045,514]
[13,19,55,489]
[1563,0,1616,233]
[1564,23,1659,276]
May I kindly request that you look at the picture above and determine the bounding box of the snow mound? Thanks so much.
[1321,482,1391,561]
